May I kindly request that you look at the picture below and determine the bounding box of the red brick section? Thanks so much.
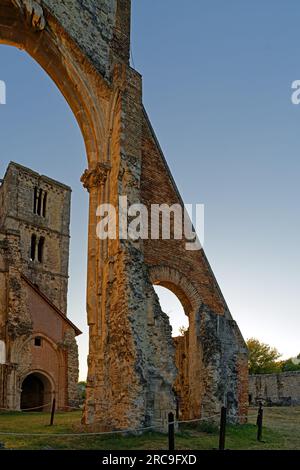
[22,276,81,409]
[141,112,225,315]
[22,275,81,338]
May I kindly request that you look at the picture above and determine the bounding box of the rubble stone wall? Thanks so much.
[249,372,300,406]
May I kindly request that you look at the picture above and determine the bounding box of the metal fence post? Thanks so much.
[50,398,56,426]
[219,406,227,450]
[257,403,263,442]
[168,412,175,451]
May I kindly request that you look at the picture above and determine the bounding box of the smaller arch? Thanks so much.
[149,265,202,315]
[12,332,63,361]
[20,370,54,411]
[12,333,64,410]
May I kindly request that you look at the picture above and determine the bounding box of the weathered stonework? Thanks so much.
[81,163,111,191]
[11,0,46,31]
[249,372,300,406]
[0,163,81,411]
[0,0,248,428]
[0,163,71,312]
[61,330,80,408]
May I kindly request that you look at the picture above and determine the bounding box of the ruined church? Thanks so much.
[0,0,248,428]
[0,162,80,411]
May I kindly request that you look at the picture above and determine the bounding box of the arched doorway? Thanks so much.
[20,372,53,412]
[153,284,190,418]
[149,265,204,420]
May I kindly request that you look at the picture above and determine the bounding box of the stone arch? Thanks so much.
[149,265,205,420]
[10,332,65,410]
[11,332,64,363]
[20,369,55,411]
[0,0,118,167]
[149,265,202,316]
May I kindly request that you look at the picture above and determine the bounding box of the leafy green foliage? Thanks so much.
[247,338,281,375]
[77,381,86,401]
[281,358,300,372]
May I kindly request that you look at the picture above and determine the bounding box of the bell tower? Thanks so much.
[0,162,71,313]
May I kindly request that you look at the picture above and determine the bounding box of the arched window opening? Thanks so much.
[38,237,45,263]
[37,188,42,215]
[33,188,47,217]
[33,187,38,214]
[34,337,42,347]
[154,285,189,337]
[30,234,37,261]
[42,192,47,217]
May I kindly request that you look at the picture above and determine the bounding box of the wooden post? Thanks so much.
[168,412,175,451]
[50,398,56,426]
[256,403,263,442]
[219,406,227,450]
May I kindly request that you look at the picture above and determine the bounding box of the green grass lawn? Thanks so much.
[0,407,299,450]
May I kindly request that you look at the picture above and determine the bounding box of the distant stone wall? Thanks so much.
[249,372,300,406]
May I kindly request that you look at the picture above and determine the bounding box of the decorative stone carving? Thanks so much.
[81,162,111,191]
[11,0,46,31]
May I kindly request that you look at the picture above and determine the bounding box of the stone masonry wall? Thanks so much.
[62,330,80,408]
[141,111,249,423]
[249,372,300,406]
[43,0,130,78]
[0,232,8,340]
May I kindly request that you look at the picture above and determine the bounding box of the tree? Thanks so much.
[281,356,300,372]
[77,381,86,403]
[179,325,188,336]
[247,338,281,375]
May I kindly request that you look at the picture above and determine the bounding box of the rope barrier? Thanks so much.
[174,413,221,425]
[0,403,82,412]
[0,412,252,437]
[0,402,53,412]
[0,410,276,437]
[0,425,156,437]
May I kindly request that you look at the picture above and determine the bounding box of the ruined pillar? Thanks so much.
[0,0,248,429]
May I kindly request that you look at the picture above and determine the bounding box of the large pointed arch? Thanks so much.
[0,0,115,167]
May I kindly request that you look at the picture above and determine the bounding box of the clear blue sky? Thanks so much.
[1,1,300,380]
